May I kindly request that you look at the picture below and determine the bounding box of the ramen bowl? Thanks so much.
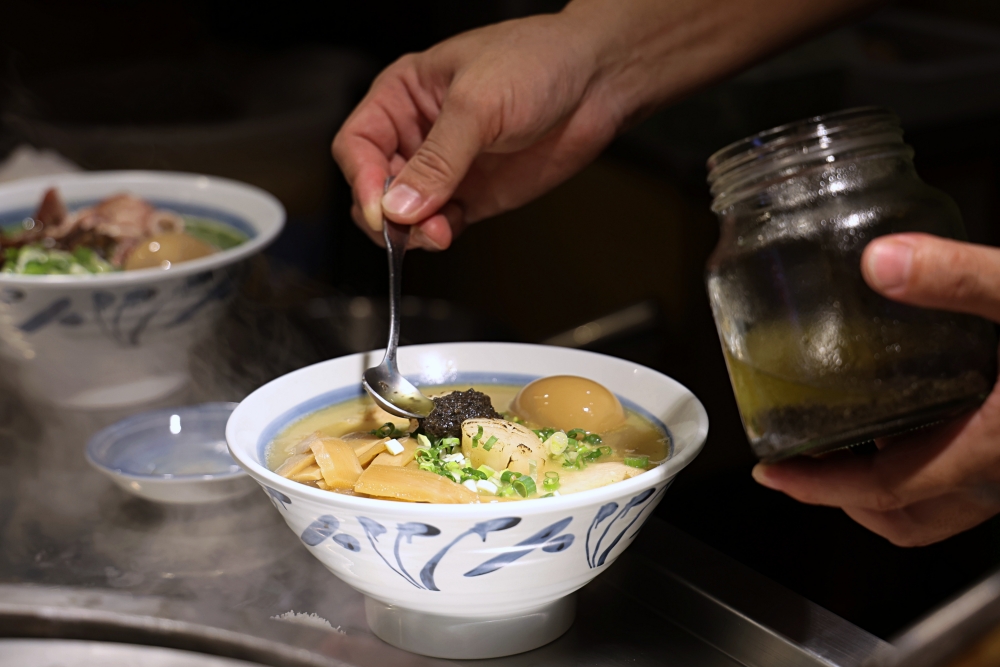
[0,171,284,408]
[226,342,708,659]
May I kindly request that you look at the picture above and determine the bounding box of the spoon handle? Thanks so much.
[382,177,409,372]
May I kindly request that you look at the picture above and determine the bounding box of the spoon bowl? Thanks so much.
[362,365,435,419]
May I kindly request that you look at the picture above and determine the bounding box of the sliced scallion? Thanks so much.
[370,422,395,438]
[624,455,649,468]
[542,471,560,492]
[533,427,556,442]
[512,475,536,498]
[482,435,498,451]
[544,431,569,456]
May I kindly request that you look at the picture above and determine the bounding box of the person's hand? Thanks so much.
[333,0,880,250]
[332,12,623,251]
[752,233,1000,546]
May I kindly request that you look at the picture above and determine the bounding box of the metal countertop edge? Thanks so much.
[616,522,897,667]
[0,587,361,667]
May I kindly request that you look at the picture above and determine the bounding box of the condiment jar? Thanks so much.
[705,107,997,461]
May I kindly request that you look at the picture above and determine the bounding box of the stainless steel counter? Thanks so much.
[0,385,894,666]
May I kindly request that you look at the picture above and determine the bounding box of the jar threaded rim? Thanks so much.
[706,107,909,212]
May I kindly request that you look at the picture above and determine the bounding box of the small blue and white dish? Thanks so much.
[87,402,255,504]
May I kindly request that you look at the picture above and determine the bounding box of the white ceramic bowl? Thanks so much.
[227,343,709,659]
[87,403,256,504]
[0,171,284,408]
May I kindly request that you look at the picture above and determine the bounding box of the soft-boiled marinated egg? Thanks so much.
[124,233,215,271]
[512,375,625,432]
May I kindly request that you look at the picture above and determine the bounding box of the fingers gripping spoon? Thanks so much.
[361,179,436,419]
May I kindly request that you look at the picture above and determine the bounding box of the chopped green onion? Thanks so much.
[624,455,649,469]
[482,435,498,451]
[543,431,569,456]
[477,464,497,477]
[471,425,484,448]
[463,467,488,480]
[416,433,433,449]
[598,446,612,456]
[370,422,395,438]
[583,433,603,445]
[583,448,602,461]
[512,475,536,498]
[542,471,560,492]
[566,428,586,441]
[500,470,515,484]
[440,437,460,447]
[532,428,556,441]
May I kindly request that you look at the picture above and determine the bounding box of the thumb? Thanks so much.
[862,233,1000,322]
[381,98,487,224]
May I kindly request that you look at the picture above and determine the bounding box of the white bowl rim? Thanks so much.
[0,170,285,288]
[227,342,709,518]
[87,402,247,482]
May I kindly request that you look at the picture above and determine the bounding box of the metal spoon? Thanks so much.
[361,179,436,419]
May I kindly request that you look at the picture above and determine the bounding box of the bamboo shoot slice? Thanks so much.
[291,431,324,455]
[289,465,323,482]
[354,466,478,504]
[311,438,364,489]
[369,437,418,467]
[275,452,316,478]
[357,441,387,466]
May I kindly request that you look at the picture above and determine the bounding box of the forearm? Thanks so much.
[562,0,884,129]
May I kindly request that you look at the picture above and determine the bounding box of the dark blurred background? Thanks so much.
[3,0,1000,641]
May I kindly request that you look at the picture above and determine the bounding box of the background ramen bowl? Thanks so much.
[227,342,709,659]
[0,171,284,409]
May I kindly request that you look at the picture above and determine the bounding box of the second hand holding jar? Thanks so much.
[705,107,997,461]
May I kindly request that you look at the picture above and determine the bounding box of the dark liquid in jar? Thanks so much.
[710,217,996,460]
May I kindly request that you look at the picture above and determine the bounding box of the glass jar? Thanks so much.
[705,107,997,461]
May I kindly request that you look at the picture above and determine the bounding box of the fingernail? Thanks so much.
[866,239,914,291]
[362,202,383,232]
[752,464,778,489]
[412,227,443,251]
[382,184,422,217]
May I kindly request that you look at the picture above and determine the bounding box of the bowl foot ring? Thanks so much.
[364,593,576,659]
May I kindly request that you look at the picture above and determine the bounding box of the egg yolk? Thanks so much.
[512,375,625,433]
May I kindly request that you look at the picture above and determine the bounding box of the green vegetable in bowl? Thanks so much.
[1,244,114,275]
[0,189,250,276]
[183,217,248,250]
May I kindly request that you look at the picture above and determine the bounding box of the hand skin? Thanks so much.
[753,234,1000,547]
[332,0,878,250]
